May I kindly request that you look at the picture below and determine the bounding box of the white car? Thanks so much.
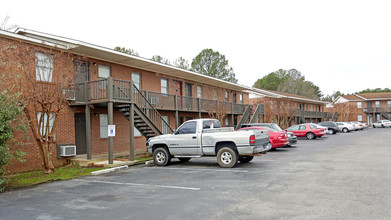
[351,121,364,130]
[372,120,391,128]
[336,122,355,133]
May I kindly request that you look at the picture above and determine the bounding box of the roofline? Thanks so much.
[250,88,328,104]
[11,28,253,93]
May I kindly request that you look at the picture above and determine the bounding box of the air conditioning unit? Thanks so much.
[149,96,159,106]
[60,145,76,157]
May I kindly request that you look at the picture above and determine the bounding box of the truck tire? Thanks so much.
[153,148,171,166]
[239,156,254,163]
[217,147,238,168]
[306,132,315,139]
[178,157,191,162]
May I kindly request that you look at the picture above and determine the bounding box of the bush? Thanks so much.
[0,90,24,192]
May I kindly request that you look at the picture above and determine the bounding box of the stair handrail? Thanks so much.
[250,104,263,123]
[131,84,174,134]
[235,105,252,130]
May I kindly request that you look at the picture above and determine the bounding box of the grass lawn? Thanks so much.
[4,165,105,191]
[3,156,152,191]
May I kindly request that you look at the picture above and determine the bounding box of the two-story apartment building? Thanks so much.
[1,28,257,173]
[249,88,333,129]
[333,92,391,124]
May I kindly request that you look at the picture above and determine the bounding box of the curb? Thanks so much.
[91,165,129,175]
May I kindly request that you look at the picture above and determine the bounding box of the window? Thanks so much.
[270,100,273,109]
[287,125,299,131]
[37,112,55,139]
[202,120,221,129]
[232,93,237,103]
[376,101,380,108]
[98,65,110,79]
[299,125,306,130]
[225,118,229,127]
[357,102,362,108]
[225,91,229,102]
[388,101,391,107]
[239,94,243,104]
[358,115,363,121]
[213,89,218,100]
[100,114,108,138]
[197,86,202,98]
[161,78,168,94]
[176,121,197,134]
[311,105,314,111]
[132,72,141,90]
[35,52,53,82]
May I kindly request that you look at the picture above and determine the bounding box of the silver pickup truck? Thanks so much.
[146,119,271,168]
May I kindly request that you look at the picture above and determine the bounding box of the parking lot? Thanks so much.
[1,128,391,220]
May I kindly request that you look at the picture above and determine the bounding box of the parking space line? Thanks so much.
[144,167,249,173]
[74,179,201,191]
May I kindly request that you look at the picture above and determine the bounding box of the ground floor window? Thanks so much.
[358,115,363,121]
[100,114,108,138]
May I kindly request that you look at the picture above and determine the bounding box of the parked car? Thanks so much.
[307,123,329,134]
[335,122,355,133]
[318,121,339,134]
[350,121,364,130]
[147,119,271,168]
[240,123,297,146]
[359,122,369,129]
[238,127,289,149]
[372,120,391,128]
[286,124,325,139]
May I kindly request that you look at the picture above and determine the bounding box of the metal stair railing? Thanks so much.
[249,104,264,123]
[235,105,252,130]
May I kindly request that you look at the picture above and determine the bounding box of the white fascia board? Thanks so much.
[1,29,69,49]
[354,94,367,100]
[14,28,253,93]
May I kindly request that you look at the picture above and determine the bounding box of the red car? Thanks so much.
[286,124,325,139]
[238,127,289,149]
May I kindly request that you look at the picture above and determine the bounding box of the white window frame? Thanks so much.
[214,89,218,100]
[375,101,380,108]
[357,102,362,108]
[239,94,243,104]
[132,72,141,90]
[197,86,202,98]
[98,65,110,79]
[37,112,55,140]
[225,91,229,102]
[161,78,168,94]
[35,52,54,82]
[100,114,108,138]
[388,101,391,108]
[358,115,363,122]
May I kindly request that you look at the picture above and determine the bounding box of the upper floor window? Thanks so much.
[357,102,362,108]
[239,94,243,104]
[98,65,110,79]
[311,105,314,111]
[132,72,141,90]
[35,52,53,82]
[225,91,229,102]
[161,78,168,94]
[213,89,218,100]
[375,101,380,108]
[232,93,237,103]
[197,86,202,98]
[388,101,391,107]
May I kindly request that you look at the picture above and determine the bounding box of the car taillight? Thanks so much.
[250,135,256,145]
[277,134,285,139]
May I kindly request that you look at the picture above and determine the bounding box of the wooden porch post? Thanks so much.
[107,77,114,164]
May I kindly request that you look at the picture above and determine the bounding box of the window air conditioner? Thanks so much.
[60,145,76,157]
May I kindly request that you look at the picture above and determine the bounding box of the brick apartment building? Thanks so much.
[1,28,256,173]
[333,93,391,124]
[249,88,333,128]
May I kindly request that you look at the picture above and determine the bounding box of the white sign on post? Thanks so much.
[108,125,116,137]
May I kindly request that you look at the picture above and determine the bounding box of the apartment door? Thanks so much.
[73,60,90,100]
[174,81,183,109]
[75,113,87,155]
[185,82,192,109]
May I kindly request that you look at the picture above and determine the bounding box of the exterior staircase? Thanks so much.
[235,104,264,130]
[379,107,391,120]
[116,83,173,139]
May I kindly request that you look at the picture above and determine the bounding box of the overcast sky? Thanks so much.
[2,0,391,96]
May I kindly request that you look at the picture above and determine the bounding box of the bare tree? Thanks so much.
[1,15,17,31]
[1,39,74,173]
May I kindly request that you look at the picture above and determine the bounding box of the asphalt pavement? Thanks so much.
[1,128,390,220]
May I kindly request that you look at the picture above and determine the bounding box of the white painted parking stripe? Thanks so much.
[144,167,249,173]
[74,179,200,191]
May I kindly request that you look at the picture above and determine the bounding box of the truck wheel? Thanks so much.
[178,157,191,162]
[153,148,171,166]
[217,147,238,168]
[239,156,254,163]
[306,132,315,139]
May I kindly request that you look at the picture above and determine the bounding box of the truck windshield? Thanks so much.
[202,120,221,129]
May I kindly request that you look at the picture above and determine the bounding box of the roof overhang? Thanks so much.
[12,28,252,93]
